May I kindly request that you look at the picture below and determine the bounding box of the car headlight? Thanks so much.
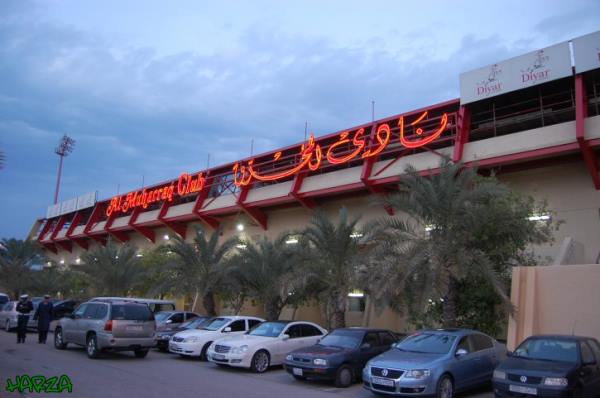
[404,369,430,379]
[493,370,506,380]
[286,354,293,361]
[543,377,568,386]
[183,336,201,343]
[313,358,327,366]
[231,345,249,354]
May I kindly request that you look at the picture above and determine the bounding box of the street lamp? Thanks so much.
[54,134,75,204]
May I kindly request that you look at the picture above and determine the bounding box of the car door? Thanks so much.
[300,324,326,346]
[74,303,101,345]
[471,333,497,384]
[185,312,198,322]
[224,319,247,337]
[450,334,480,390]
[272,324,304,364]
[63,303,87,343]
[358,332,384,364]
[168,312,184,329]
[580,340,600,397]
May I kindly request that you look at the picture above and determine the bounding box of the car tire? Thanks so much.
[436,374,454,398]
[86,334,100,359]
[250,350,270,373]
[200,342,212,361]
[54,327,67,350]
[334,365,353,388]
[134,349,149,358]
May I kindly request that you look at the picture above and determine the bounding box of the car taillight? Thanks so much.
[104,320,113,331]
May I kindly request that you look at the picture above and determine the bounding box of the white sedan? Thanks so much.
[207,320,327,373]
[169,315,264,360]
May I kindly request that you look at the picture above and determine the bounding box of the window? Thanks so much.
[286,325,303,339]
[588,340,600,362]
[94,304,108,320]
[362,332,379,347]
[228,320,246,332]
[472,334,494,351]
[73,304,87,318]
[170,313,184,323]
[83,304,100,319]
[347,296,365,312]
[514,338,578,363]
[456,336,473,354]
[300,324,323,337]
[185,313,198,320]
[397,333,458,355]
[581,341,595,364]
[379,332,397,346]
[248,319,262,329]
[110,304,153,321]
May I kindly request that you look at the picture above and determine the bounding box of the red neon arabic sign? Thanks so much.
[106,172,205,216]
[234,111,448,187]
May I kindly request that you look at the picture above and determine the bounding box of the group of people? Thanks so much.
[15,294,54,344]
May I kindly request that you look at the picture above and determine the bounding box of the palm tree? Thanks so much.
[78,239,145,296]
[0,238,42,298]
[28,266,73,298]
[167,226,237,316]
[227,234,306,321]
[300,208,371,329]
[375,158,555,327]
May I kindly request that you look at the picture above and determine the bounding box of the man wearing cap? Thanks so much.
[16,294,34,343]
[33,294,54,344]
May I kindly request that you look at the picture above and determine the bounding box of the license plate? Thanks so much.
[293,368,303,376]
[213,354,225,360]
[372,376,394,387]
[126,325,143,331]
[509,384,537,395]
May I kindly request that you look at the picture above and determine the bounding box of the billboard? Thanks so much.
[46,191,97,219]
[460,41,572,104]
[572,31,600,74]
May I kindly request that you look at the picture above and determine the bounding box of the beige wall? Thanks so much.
[507,264,600,350]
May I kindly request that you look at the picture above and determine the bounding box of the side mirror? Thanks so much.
[223,327,232,333]
[361,342,371,350]
[456,348,469,357]
[281,334,290,341]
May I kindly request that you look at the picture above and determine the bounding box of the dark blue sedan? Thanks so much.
[493,335,600,398]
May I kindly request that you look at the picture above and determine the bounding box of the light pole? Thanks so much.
[54,134,75,204]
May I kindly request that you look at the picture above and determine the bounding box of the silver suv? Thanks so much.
[54,300,156,358]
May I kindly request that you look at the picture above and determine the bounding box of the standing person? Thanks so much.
[33,294,53,344]
[16,294,33,344]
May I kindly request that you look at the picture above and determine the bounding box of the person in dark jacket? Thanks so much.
[33,294,53,344]
[16,294,34,344]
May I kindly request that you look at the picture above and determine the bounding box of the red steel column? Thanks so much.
[575,74,600,189]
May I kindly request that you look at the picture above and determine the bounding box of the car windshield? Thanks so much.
[248,322,286,337]
[202,318,230,331]
[514,338,579,363]
[319,331,362,349]
[110,304,154,321]
[180,317,208,329]
[397,333,457,354]
[154,312,172,321]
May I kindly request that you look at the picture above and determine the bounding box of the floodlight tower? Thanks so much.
[53,134,75,204]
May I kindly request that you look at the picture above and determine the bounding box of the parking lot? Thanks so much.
[0,330,494,398]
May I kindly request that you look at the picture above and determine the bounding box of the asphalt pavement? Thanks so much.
[0,329,493,398]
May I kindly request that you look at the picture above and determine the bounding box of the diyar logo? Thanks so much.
[521,49,550,84]
[381,369,389,377]
[520,375,528,383]
[476,64,503,97]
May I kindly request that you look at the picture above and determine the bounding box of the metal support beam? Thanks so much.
[84,204,107,246]
[360,146,394,216]
[158,200,187,239]
[105,209,130,243]
[289,172,317,209]
[193,174,220,229]
[50,215,68,241]
[237,184,268,230]
[38,219,55,242]
[575,74,600,189]
[453,105,471,162]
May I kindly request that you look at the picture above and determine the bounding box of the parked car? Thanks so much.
[54,300,156,359]
[284,327,399,387]
[207,320,327,373]
[90,297,176,313]
[169,316,264,360]
[52,300,80,320]
[154,311,200,331]
[0,293,9,306]
[0,301,18,332]
[363,328,506,398]
[155,316,211,352]
[493,335,600,398]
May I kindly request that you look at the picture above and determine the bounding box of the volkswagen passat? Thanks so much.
[493,335,600,397]
[207,320,327,373]
[363,329,506,398]
[169,316,264,360]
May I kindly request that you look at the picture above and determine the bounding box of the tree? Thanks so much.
[0,238,43,298]
[166,226,237,316]
[300,208,370,329]
[78,240,145,296]
[138,247,178,299]
[28,266,74,298]
[374,158,557,328]
[227,234,307,321]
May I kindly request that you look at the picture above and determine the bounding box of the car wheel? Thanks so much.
[200,342,212,361]
[54,327,67,349]
[134,349,149,358]
[250,350,270,373]
[436,375,453,398]
[86,334,100,359]
[335,365,353,388]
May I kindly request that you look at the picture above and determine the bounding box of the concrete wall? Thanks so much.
[507,264,600,350]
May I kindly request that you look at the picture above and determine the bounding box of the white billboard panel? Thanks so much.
[46,204,61,219]
[460,41,572,104]
[60,197,78,215]
[76,191,97,211]
[573,31,600,74]
[45,191,97,219]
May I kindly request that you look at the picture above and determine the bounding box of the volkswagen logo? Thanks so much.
[520,375,528,383]
[381,369,389,377]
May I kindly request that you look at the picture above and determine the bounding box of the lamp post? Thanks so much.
[53,134,75,204]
